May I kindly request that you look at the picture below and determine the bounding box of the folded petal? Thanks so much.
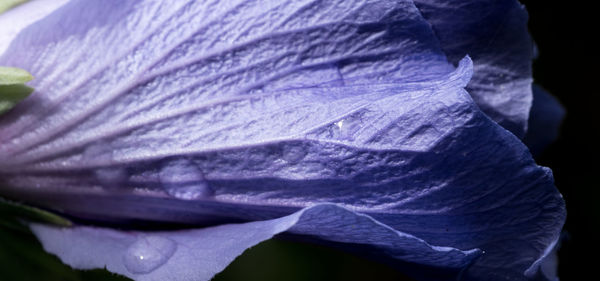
[523,85,565,155]
[524,236,560,281]
[31,204,480,281]
[414,0,534,137]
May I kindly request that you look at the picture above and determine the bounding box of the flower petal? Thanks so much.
[414,0,534,137]
[0,0,453,148]
[31,204,480,281]
[524,236,560,281]
[0,0,565,280]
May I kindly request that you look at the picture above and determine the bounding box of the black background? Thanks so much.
[521,0,599,279]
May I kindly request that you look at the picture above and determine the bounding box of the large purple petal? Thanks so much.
[414,0,534,137]
[31,204,480,281]
[0,0,564,280]
[0,0,459,220]
[0,0,453,148]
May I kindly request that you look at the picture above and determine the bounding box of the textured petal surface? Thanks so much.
[0,0,564,280]
[523,85,565,155]
[31,204,480,281]
[414,0,534,137]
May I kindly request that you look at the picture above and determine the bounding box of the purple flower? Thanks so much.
[0,1,565,280]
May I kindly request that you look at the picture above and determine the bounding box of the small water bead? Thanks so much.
[94,167,128,189]
[281,144,308,164]
[327,113,366,141]
[159,158,213,200]
[123,235,177,274]
[83,141,114,164]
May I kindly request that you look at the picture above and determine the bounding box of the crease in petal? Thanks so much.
[524,235,560,281]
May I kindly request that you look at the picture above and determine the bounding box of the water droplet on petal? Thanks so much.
[83,141,113,164]
[328,113,365,141]
[335,120,344,130]
[159,159,213,200]
[83,142,129,188]
[281,144,307,163]
[94,167,128,189]
[123,235,177,274]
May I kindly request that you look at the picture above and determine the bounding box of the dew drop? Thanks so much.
[335,120,344,130]
[281,144,307,163]
[328,113,365,141]
[83,141,113,164]
[159,159,213,200]
[94,167,128,189]
[123,235,177,274]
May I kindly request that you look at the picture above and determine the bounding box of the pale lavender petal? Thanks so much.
[414,0,534,137]
[31,204,480,281]
[0,0,453,149]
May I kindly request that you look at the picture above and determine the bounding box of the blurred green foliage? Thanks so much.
[0,0,27,14]
[215,239,412,281]
[0,198,72,227]
[0,219,130,281]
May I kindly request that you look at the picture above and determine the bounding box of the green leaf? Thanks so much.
[0,0,28,14]
[0,66,33,85]
[0,198,72,227]
[0,84,34,114]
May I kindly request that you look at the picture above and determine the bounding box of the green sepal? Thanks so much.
[0,0,28,14]
[0,66,34,115]
[0,83,34,114]
[0,66,33,85]
[0,197,72,227]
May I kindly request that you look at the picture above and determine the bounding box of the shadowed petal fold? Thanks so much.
[414,0,534,137]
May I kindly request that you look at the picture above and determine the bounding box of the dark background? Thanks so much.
[1,1,597,281]
[521,0,599,280]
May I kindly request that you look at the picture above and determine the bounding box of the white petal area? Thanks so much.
[0,0,69,56]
